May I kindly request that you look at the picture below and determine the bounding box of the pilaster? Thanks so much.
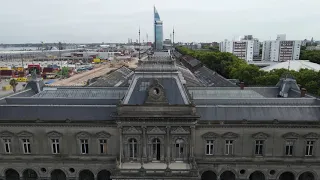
[166,126,171,163]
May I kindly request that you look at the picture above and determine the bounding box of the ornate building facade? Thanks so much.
[0,51,319,180]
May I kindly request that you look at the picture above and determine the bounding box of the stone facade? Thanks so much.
[0,122,319,180]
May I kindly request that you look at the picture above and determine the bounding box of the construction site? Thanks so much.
[0,46,148,97]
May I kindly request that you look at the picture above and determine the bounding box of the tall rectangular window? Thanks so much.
[225,140,234,155]
[285,140,294,156]
[51,139,60,154]
[22,139,31,154]
[305,141,314,156]
[80,139,89,154]
[206,140,214,155]
[99,139,107,154]
[255,140,264,155]
[3,139,11,153]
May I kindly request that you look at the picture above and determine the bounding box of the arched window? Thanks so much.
[129,138,138,159]
[152,138,161,161]
[175,138,184,160]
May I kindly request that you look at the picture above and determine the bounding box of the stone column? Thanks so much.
[166,126,171,163]
[190,125,195,158]
[142,126,147,161]
[119,126,123,166]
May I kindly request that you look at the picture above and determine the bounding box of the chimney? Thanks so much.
[300,88,307,97]
[240,82,244,90]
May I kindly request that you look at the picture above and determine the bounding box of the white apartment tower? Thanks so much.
[262,35,301,62]
[219,38,258,62]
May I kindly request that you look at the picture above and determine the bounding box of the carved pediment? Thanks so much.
[76,131,91,139]
[171,127,190,134]
[222,132,239,139]
[96,131,111,138]
[147,126,166,134]
[303,132,320,139]
[144,79,168,105]
[252,132,269,139]
[0,131,14,137]
[282,132,300,139]
[201,132,219,139]
[47,131,62,138]
[123,126,142,134]
[17,131,33,137]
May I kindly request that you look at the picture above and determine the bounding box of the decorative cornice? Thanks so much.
[96,131,111,138]
[201,132,219,139]
[123,126,142,134]
[303,132,320,139]
[47,131,63,138]
[147,126,166,134]
[76,131,91,139]
[17,131,33,137]
[252,132,269,139]
[171,126,190,134]
[0,131,14,137]
[282,132,300,139]
[221,132,239,139]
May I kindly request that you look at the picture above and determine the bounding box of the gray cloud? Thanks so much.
[0,0,319,43]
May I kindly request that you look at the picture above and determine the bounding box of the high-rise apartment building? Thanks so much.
[262,35,301,62]
[154,6,163,50]
[219,39,258,62]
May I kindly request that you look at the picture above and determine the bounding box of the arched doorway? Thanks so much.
[299,172,315,180]
[279,172,295,180]
[51,169,66,180]
[128,138,138,159]
[152,138,161,161]
[175,138,185,160]
[249,171,265,180]
[5,169,19,180]
[22,169,38,180]
[220,171,236,180]
[201,170,217,180]
[97,170,111,180]
[79,170,94,180]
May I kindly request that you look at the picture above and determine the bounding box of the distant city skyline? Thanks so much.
[0,0,319,43]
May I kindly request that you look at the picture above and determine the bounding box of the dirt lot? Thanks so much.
[50,57,141,86]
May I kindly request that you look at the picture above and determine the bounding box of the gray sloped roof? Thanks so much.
[0,105,116,121]
[189,89,264,99]
[176,65,203,87]
[89,66,133,87]
[194,66,237,87]
[196,105,320,121]
[33,87,127,99]
[126,78,186,105]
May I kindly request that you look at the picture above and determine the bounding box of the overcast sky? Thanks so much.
[0,0,319,43]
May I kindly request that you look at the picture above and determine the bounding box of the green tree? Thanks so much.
[176,46,320,96]
[9,78,18,93]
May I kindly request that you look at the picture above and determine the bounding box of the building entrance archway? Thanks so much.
[5,169,19,180]
[279,172,295,180]
[51,169,66,180]
[299,172,315,180]
[97,170,111,180]
[22,169,38,180]
[220,171,235,180]
[249,171,265,180]
[201,170,217,180]
[79,170,94,180]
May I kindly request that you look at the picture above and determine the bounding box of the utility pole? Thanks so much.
[173,27,175,47]
[139,27,141,60]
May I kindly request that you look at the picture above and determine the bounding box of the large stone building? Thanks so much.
[0,51,319,180]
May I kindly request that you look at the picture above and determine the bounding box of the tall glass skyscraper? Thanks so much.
[154,6,163,50]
